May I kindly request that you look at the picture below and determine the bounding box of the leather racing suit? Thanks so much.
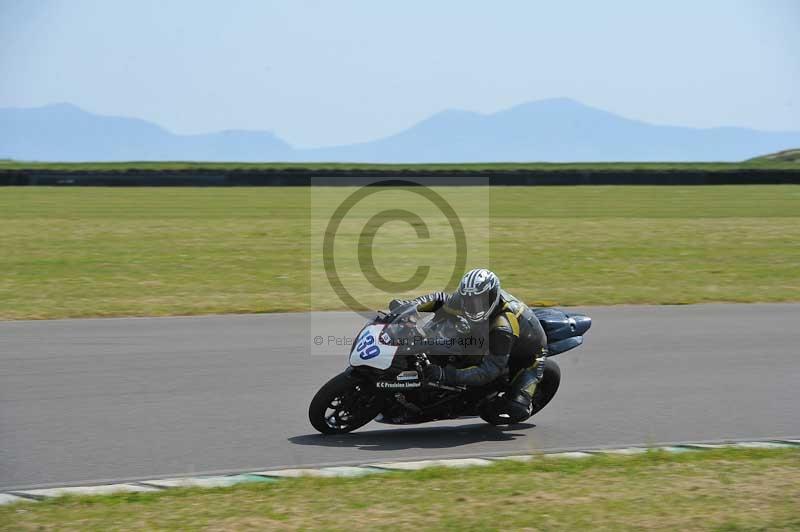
[389,289,548,422]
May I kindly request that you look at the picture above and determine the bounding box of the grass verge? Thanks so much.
[0,186,798,319]
[1,448,799,531]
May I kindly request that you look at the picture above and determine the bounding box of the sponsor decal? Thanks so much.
[396,370,419,381]
[376,381,422,389]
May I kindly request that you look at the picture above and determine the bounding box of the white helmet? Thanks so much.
[458,268,500,322]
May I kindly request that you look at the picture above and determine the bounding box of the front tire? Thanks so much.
[309,372,384,434]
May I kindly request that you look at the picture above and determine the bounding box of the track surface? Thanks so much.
[1,304,799,490]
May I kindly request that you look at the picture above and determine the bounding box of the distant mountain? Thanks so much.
[2,99,800,162]
[304,98,800,162]
[0,103,292,162]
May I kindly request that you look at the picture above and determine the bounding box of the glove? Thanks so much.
[424,364,446,383]
[379,311,399,323]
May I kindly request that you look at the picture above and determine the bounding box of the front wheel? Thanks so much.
[309,372,384,434]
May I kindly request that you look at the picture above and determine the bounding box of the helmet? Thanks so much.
[457,268,500,322]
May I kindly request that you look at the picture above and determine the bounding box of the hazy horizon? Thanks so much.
[5,97,800,162]
[5,97,800,151]
[1,0,799,148]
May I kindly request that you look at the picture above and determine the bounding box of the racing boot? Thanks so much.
[478,359,544,425]
[503,358,546,423]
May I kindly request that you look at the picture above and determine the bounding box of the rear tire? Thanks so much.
[530,359,560,416]
[479,359,561,425]
[309,372,384,434]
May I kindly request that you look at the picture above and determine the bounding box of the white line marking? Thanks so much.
[544,452,593,459]
[0,493,33,505]
[489,455,536,462]
[657,446,694,453]
[593,447,649,455]
[318,466,385,477]
[2,439,797,503]
[16,483,158,498]
[250,468,343,478]
[140,475,270,488]
[732,441,794,449]
[368,458,493,470]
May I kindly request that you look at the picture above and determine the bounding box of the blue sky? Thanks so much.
[1,0,798,147]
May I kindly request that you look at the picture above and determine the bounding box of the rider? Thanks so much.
[389,268,548,423]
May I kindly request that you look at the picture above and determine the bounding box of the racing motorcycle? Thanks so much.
[309,303,591,434]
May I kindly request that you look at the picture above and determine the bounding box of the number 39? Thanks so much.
[357,333,380,360]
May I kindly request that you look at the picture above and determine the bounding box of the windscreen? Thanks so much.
[381,303,488,358]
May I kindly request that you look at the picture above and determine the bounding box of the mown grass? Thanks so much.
[2,448,799,531]
[0,186,798,319]
[0,159,798,171]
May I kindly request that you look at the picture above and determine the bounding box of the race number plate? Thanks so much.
[349,324,398,370]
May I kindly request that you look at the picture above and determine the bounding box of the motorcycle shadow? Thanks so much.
[289,421,535,451]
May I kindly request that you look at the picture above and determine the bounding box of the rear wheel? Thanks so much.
[529,359,561,416]
[309,372,384,434]
[480,359,561,425]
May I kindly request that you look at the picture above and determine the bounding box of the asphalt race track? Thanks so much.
[1,304,798,490]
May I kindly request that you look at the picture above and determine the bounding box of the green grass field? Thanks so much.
[2,448,798,531]
[0,186,798,319]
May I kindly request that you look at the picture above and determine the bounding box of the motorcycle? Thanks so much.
[308,303,591,434]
